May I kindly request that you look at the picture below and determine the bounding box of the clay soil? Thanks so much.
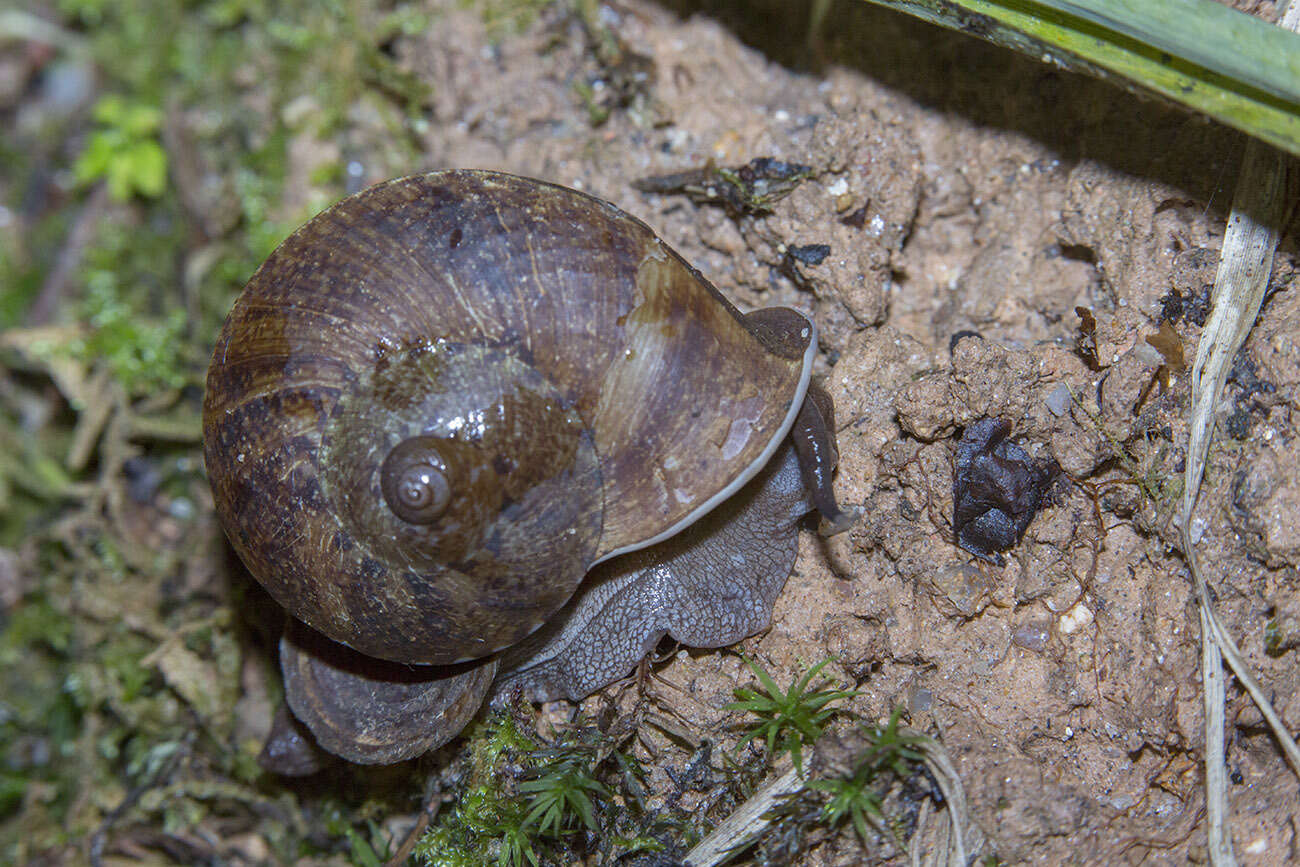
[7,0,1299,864]
[371,0,1300,863]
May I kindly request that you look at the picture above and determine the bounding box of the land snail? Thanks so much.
[203,170,856,773]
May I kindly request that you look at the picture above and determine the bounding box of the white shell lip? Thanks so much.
[589,311,817,567]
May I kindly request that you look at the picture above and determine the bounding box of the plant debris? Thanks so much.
[633,157,814,215]
[785,244,830,266]
[837,202,871,229]
[572,2,656,125]
[1134,319,1187,411]
[1157,286,1212,326]
[1224,353,1277,439]
[1073,306,1104,371]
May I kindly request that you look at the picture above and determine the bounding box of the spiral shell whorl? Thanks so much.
[207,339,602,664]
[320,341,602,661]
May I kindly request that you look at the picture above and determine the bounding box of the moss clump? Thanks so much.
[727,656,858,775]
[417,710,671,866]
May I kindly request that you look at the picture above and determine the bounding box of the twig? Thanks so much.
[27,183,109,326]
[384,784,444,867]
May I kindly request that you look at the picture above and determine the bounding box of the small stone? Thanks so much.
[1011,619,1051,652]
[1044,382,1072,417]
[1059,602,1094,634]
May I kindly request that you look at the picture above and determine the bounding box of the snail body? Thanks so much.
[204,170,851,767]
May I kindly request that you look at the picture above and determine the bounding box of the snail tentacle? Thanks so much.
[791,381,858,535]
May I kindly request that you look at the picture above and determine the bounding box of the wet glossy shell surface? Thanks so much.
[203,171,810,664]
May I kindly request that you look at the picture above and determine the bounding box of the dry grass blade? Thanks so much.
[685,725,980,866]
[912,734,982,867]
[683,763,803,867]
[1178,6,1300,864]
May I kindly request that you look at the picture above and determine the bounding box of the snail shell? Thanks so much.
[204,170,815,669]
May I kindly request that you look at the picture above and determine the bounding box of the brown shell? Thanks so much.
[279,621,498,764]
[203,170,810,666]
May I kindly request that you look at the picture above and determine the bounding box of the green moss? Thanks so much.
[232,159,297,263]
[73,272,191,395]
[0,0,557,860]
[417,713,539,866]
[415,710,670,866]
[469,0,555,44]
[1264,618,1284,656]
[727,656,857,775]
[0,430,77,546]
[806,710,926,845]
[0,592,84,832]
[0,596,74,672]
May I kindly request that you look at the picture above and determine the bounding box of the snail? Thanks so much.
[203,170,855,771]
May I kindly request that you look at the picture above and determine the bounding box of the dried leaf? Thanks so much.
[1074,306,1103,371]
[1146,320,1186,376]
[1135,320,1188,411]
[634,157,813,214]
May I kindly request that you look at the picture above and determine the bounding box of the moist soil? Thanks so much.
[396,1,1300,862]
[7,0,1300,864]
